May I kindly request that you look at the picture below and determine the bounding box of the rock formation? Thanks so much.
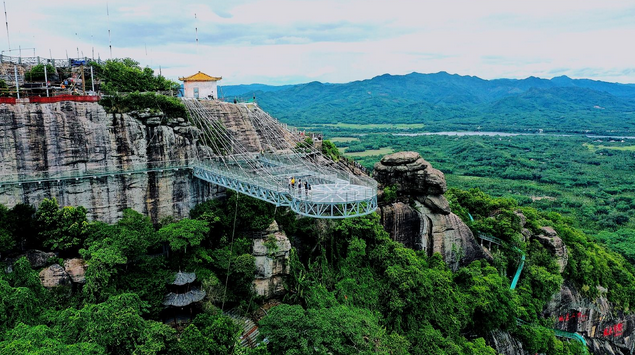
[375,151,488,270]
[63,258,87,284]
[252,220,292,298]
[24,250,56,269]
[0,100,301,223]
[39,263,71,288]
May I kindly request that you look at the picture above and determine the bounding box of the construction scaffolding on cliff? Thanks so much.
[0,99,377,219]
[183,98,377,219]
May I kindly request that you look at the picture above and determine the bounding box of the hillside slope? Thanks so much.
[225,72,635,133]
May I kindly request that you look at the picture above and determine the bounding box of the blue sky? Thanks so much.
[6,0,635,85]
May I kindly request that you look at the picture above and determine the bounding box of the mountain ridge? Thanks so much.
[220,72,635,133]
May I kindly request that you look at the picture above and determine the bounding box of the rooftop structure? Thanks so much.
[179,71,222,99]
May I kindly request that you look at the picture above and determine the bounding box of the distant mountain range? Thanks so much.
[219,72,635,133]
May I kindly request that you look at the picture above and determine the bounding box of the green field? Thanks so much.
[342,147,394,157]
[322,123,425,130]
[329,137,361,143]
[583,142,635,152]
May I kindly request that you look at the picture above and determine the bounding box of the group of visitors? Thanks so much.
[288,176,312,195]
[348,159,367,173]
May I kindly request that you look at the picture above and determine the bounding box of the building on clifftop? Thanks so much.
[179,71,222,99]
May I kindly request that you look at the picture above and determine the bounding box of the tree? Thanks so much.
[51,293,168,355]
[0,323,106,355]
[259,304,410,354]
[36,198,89,253]
[7,203,37,251]
[158,218,209,255]
[321,140,341,161]
[453,261,518,334]
[95,58,179,94]
[24,64,56,82]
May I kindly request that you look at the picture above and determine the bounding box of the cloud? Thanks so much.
[4,0,635,85]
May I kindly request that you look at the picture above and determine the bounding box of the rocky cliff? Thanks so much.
[252,220,292,298]
[0,100,297,223]
[375,151,489,270]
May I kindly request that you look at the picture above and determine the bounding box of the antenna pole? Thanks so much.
[3,1,10,50]
[195,13,199,54]
[107,2,112,58]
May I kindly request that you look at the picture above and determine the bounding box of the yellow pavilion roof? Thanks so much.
[179,71,222,82]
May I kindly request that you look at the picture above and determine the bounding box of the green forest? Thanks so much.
[4,183,634,354]
[226,72,635,134]
[329,133,635,245]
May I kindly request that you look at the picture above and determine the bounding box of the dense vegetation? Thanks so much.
[93,58,186,119]
[325,133,635,253]
[24,64,57,82]
[0,194,270,354]
[93,58,180,95]
[225,72,635,134]
[2,178,634,353]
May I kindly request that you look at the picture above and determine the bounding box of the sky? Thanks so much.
[4,0,635,85]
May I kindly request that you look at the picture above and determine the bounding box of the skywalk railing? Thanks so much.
[0,157,378,219]
[0,160,193,187]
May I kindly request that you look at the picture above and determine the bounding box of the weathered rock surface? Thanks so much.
[253,221,292,298]
[63,258,87,283]
[534,226,568,273]
[541,283,635,355]
[25,250,56,268]
[39,263,71,288]
[376,151,489,270]
[0,101,299,223]
[380,202,423,250]
[487,330,525,355]
[419,202,489,270]
[374,152,446,198]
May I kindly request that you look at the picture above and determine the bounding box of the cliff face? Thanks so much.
[0,101,274,223]
[374,151,489,270]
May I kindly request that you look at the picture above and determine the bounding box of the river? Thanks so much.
[392,131,635,139]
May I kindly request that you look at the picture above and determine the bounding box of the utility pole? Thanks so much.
[90,66,95,93]
[44,64,49,97]
[81,64,86,95]
[3,1,10,50]
[14,65,19,99]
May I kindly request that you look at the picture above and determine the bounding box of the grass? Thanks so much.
[584,143,635,152]
[342,147,394,157]
[329,137,361,143]
[321,123,425,130]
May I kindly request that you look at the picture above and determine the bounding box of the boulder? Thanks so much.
[420,202,491,271]
[542,282,635,353]
[379,151,422,166]
[63,258,87,284]
[252,221,292,298]
[39,264,71,288]
[377,151,489,269]
[488,330,525,355]
[515,211,527,228]
[533,227,568,273]
[374,151,446,196]
[421,195,451,215]
[25,250,56,268]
